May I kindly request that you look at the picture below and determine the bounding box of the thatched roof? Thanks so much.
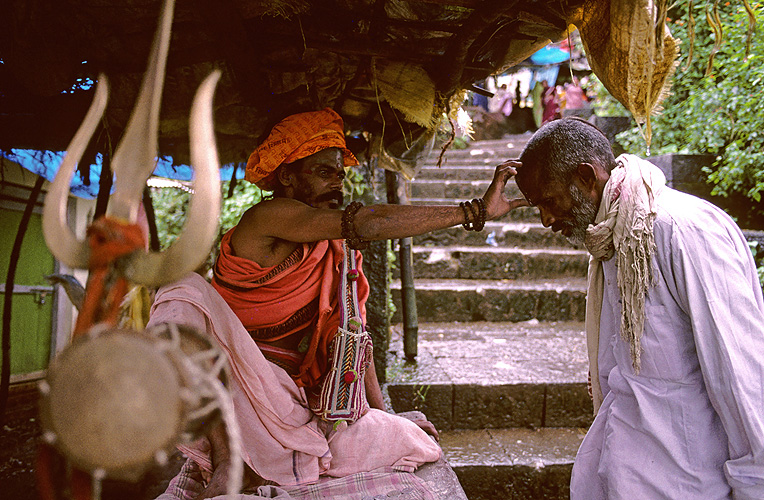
[1,0,585,171]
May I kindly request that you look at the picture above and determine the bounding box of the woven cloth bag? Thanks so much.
[309,242,372,422]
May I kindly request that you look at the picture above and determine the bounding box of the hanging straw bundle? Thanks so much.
[576,0,679,152]
[373,59,437,129]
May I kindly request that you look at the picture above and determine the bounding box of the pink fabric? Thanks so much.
[148,273,441,486]
[157,458,437,500]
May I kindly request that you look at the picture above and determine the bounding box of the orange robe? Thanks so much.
[211,229,369,388]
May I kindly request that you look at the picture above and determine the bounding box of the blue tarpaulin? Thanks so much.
[530,45,570,65]
[1,149,244,199]
[526,45,571,91]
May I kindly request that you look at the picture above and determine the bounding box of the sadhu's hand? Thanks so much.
[414,418,440,442]
[482,160,529,220]
[194,460,264,500]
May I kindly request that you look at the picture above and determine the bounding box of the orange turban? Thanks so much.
[245,108,359,191]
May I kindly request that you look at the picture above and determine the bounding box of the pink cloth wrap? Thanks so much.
[148,272,441,486]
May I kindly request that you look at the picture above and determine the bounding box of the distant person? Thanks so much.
[541,83,561,124]
[531,81,546,128]
[514,81,523,108]
[512,117,764,499]
[562,77,591,118]
[488,83,512,116]
[472,81,490,111]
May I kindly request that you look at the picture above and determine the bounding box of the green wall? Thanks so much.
[0,209,55,374]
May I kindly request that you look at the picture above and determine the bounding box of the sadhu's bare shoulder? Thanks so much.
[230,200,305,265]
[236,198,308,234]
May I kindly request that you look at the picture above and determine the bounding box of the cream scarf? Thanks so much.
[583,154,666,414]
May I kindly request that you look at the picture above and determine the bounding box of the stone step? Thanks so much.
[441,427,584,500]
[421,156,516,168]
[393,245,588,280]
[391,276,587,323]
[385,321,591,431]
[425,136,531,162]
[415,165,499,181]
[409,179,529,200]
[461,136,533,149]
[411,221,574,248]
[410,179,492,200]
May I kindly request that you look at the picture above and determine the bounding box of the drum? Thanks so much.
[38,322,228,482]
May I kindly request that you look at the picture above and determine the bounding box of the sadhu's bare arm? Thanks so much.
[238,162,528,245]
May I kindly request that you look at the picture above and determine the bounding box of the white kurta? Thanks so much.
[571,187,764,499]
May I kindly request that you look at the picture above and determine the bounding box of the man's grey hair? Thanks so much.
[518,117,616,185]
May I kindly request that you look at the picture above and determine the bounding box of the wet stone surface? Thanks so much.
[391,278,588,324]
[386,321,592,431]
[438,428,586,500]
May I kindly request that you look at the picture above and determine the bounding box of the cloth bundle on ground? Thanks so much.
[156,440,439,500]
[148,271,441,490]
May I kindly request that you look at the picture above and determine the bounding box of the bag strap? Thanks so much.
[338,241,364,332]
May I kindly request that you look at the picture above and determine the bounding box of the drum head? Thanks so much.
[39,329,183,481]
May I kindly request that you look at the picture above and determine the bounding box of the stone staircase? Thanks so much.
[386,135,594,500]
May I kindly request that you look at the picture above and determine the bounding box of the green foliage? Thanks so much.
[151,180,264,250]
[150,185,190,250]
[343,167,371,199]
[615,2,764,219]
[451,136,470,150]
[150,180,264,275]
[220,180,266,235]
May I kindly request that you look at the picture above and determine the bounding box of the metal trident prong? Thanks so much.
[107,0,175,223]
[42,0,221,287]
[42,75,108,269]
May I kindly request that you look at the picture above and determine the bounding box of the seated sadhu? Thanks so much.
[149,108,528,498]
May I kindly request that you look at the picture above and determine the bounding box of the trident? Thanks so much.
[37,0,242,498]
[42,0,221,292]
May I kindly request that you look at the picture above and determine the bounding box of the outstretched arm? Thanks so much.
[236,162,528,245]
[355,161,526,241]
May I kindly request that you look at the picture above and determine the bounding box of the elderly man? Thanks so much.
[151,108,527,498]
[511,117,764,499]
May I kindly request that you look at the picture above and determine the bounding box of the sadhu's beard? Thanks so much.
[565,184,599,246]
[313,190,345,208]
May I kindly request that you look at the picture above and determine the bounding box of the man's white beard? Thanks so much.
[567,184,598,246]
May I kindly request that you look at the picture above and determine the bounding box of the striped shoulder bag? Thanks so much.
[310,242,373,422]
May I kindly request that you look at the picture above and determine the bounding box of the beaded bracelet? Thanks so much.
[472,198,486,232]
[459,201,474,230]
[341,201,370,250]
[459,198,487,232]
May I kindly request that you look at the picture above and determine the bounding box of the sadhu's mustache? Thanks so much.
[315,190,345,205]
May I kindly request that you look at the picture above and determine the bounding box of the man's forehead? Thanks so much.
[304,147,342,162]
[517,172,566,204]
[300,148,344,169]
[515,167,543,197]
